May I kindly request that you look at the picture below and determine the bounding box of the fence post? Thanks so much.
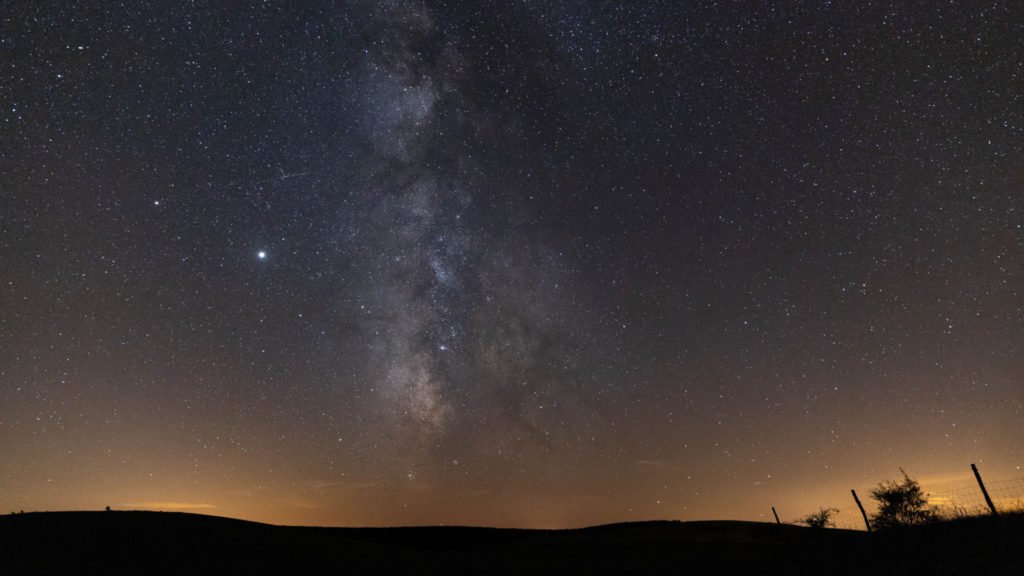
[971,463,999,516]
[851,489,872,532]
[772,506,781,525]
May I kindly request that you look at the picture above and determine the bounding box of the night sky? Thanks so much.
[2,1,1022,528]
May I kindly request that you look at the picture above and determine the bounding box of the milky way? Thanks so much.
[2,1,1022,527]
[341,2,600,452]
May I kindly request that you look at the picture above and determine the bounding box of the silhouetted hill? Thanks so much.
[2,511,1022,575]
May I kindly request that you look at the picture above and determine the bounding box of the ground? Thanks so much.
[2,511,1021,575]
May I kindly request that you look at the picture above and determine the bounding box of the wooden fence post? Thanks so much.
[851,489,872,532]
[772,506,781,525]
[971,463,999,516]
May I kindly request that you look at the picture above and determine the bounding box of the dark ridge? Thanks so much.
[2,511,1022,575]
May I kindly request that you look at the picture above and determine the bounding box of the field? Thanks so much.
[2,510,1022,575]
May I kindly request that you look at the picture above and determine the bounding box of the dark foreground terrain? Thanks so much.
[2,511,1022,575]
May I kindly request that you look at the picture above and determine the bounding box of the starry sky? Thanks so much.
[2,1,1022,528]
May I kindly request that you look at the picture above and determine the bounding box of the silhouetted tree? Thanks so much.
[870,469,938,529]
[105,506,111,512]
[800,507,838,529]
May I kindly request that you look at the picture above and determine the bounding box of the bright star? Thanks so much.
[257,251,267,259]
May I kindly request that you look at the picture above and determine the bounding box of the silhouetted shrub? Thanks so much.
[870,469,938,529]
[800,507,838,529]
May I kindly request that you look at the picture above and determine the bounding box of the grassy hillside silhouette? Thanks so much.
[2,510,1022,575]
